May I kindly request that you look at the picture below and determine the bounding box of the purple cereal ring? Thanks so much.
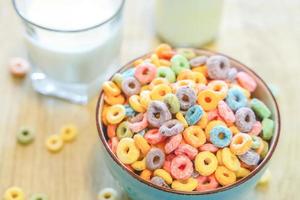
[147,101,172,127]
[128,113,148,133]
[146,148,165,170]
[238,150,260,166]
[151,176,169,188]
[159,119,184,137]
[121,77,141,96]
[206,55,231,80]
[176,86,197,110]
[189,56,208,67]
[235,107,256,132]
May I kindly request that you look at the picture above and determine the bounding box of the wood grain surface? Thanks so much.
[0,0,299,199]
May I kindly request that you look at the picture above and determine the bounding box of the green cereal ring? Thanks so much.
[112,73,123,88]
[30,193,48,200]
[157,67,176,83]
[171,54,190,75]
[117,121,133,139]
[177,48,196,60]
[17,127,34,145]
[163,93,180,114]
[261,141,269,158]
[261,118,274,141]
[251,136,261,149]
[250,98,271,119]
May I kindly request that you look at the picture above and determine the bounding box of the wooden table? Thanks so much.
[0,0,299,199]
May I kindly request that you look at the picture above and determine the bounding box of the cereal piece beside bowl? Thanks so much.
[96,45,280,200]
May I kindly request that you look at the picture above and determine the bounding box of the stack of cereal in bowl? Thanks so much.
[96,44,280,200]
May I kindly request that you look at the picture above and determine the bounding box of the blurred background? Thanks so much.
[0,0,299,199]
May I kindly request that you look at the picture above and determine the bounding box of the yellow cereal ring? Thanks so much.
[106,104,126,124]
[192,66,208,77]
[150,84,172,100]
[222,148,241,172]
[140,169,153,181]
[235,167,251,178]
[176,112,188,128]
[177,69,194,81]
[133,59,144,67]
[103,81,121,96]
[256,137,265,155]
[59,124,77,142]
[154,169,173,184]
[159,59,171,67]
[208,80,228,100]
[183,126,206,148]
[197,89,219,111]
[215,166,237,186]
[101,105,110,126]
[175,80,195,89]
[46,135,64,153]
[216,149,223,165]
[151,53,160,67]
[141,85,151,92]
[197,111,208,129]
[116,138,140,164]
[205,120,226,140]
[230,133,253,155]
[4,187,25,200]
[257,169,271,186]
[171,178,198,192]
[104,93,125,105]
[229,126,239,135]
[192,71,207,85]
[195,151,218,176]
[134,134,151,155]
[129,95,146,113]
[131,158,146,171]
[150,77,169,89]
[140,90,152,109]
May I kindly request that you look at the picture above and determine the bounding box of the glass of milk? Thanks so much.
[13,0,125,104]
[155,0,223,47]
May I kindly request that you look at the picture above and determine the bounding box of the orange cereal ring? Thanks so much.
[155,44,175,60]
[9,57,30,78]
[208,80,228,100]
[222,148,241,172]
[230,133,253,155]
[192,66,208,77]
[101,105,110,126]
[195,151,218,176]
[197,90,219,111]
[229,125,240,135]
[107,125,117,139]
[103,81,121,96]
[134,134,151,155]
[215,166,236,186]
[177,69,194,81]
[183,126,206,148]
[140,169,152,181]
[205,120,226,141]
[104,93,125,105]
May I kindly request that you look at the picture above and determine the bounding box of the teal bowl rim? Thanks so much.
[96,48,281,195]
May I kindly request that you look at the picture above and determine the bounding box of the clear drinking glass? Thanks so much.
[13,0,125,104]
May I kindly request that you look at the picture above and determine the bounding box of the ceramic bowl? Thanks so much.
[96,49,280,200]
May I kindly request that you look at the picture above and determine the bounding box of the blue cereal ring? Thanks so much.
[124,104,136,117]
[122,68,136,78]
[210,125,232,148]
[226,88,247,111]
[185,105,204,125]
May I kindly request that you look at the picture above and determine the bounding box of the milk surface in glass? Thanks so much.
[15,0,123,104]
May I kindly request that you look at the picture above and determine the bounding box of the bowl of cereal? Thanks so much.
[96,44,280,200]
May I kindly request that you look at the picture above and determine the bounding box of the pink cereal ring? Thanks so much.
[128,113,148,133]
[9,57,30,78]
[196,175,219,191]
[207,109,220,121]
[175,144,198,160]
[249,121,262,136]
[217,100,236,124]
[134,63,157,84]
[108,137,119,154]
[170,155,193,180]
[199,143,219,153]
[144,129,166,145]
[237,72,257,92]
[165,134,182,154]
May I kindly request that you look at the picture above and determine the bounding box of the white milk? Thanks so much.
[155,0,223,47]
[23,0,122,85]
